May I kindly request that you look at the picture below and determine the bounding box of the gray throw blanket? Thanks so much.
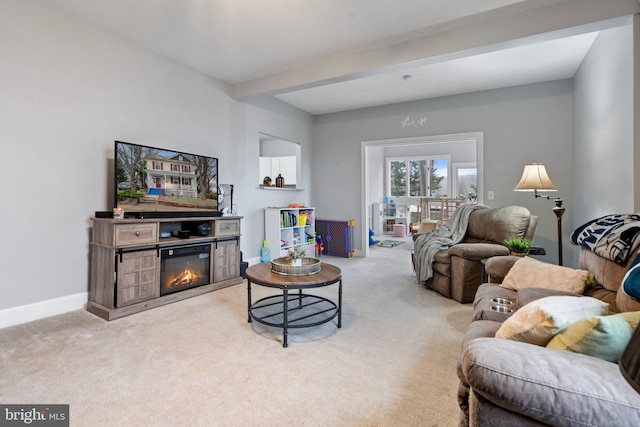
[414,204,487,283]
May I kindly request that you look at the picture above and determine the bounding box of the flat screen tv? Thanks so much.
[114,140,219,218]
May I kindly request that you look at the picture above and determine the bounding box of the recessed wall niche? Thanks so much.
[259,133,302,190]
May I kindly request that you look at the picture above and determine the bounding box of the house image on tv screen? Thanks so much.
[146,154,198,197]
[115,141,218,212]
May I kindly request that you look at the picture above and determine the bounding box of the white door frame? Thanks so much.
[360,132,484,257]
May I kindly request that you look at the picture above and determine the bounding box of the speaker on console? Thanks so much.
[183,221,211,236]
[196,222,211,236]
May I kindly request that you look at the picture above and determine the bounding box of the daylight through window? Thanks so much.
[388,157,450,198]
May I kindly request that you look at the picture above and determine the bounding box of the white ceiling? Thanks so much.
[34,0,620,115]
[276,32,599,114]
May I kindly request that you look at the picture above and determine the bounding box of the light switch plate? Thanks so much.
[488,191,495,200]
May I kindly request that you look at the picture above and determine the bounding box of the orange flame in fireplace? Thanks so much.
[168,268,201,289]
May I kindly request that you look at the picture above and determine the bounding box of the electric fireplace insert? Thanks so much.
[160,244,211,296]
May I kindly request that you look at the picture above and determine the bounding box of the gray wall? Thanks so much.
[0,1,313,313]
[313,80,574,265]
[1,0,637,319]
[241,101,314,263]
[574,22,636,227]
[313,18,638,268]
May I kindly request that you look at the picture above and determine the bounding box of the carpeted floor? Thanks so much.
[0,240,472,426]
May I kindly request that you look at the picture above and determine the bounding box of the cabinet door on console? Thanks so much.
[213,238,240,282]
[117,250,159,307]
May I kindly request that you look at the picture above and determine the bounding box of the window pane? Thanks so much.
[456,167,477,201]
[390,161,407,197]
[430,159,448,197]
[409,160,428,197]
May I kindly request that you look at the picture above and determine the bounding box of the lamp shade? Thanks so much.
[620,325,640,394]
[514,163,557,192]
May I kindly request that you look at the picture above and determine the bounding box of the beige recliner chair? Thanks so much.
[415,205,538,303]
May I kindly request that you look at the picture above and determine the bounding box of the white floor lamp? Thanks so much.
[514,163,565,266]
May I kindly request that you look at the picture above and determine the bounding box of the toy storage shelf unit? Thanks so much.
[316,219,355,258]
[372,202,407,235]
[264,207,316,258]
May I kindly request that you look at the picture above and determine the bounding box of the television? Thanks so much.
[113,140,220,218]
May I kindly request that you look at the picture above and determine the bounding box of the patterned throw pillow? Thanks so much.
[622,250,640,300]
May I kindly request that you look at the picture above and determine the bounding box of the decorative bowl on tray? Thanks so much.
[271,257,321,276]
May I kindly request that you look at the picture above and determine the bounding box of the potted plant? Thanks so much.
[287,246,307,266]
[504,237,533,257]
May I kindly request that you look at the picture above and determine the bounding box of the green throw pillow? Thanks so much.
[546,312,640,363]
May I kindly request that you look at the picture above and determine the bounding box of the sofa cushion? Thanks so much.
[467,205,532,243]
[617,285,640,313]
[546,311,640,362]
[585,284,620,312]
[579,248,628,292]
[462,338,640,426]
[501,256,593,294]
[495,296,609,346]
[516,287,579,307]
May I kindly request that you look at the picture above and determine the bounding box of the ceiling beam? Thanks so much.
[233,0,639,100]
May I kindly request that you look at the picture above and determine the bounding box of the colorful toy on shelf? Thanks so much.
[316,234,324,257]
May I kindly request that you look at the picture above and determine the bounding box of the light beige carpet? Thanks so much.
[0,240,472,426]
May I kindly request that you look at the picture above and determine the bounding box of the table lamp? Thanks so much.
[514,163,565,265]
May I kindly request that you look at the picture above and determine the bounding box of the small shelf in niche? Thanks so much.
[259,186,305,191]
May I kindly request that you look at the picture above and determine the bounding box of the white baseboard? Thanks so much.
[0,292,88,329]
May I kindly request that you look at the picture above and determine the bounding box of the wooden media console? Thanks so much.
[88,216,243,320]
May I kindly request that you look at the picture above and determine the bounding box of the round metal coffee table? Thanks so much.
[246,262,342,348]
